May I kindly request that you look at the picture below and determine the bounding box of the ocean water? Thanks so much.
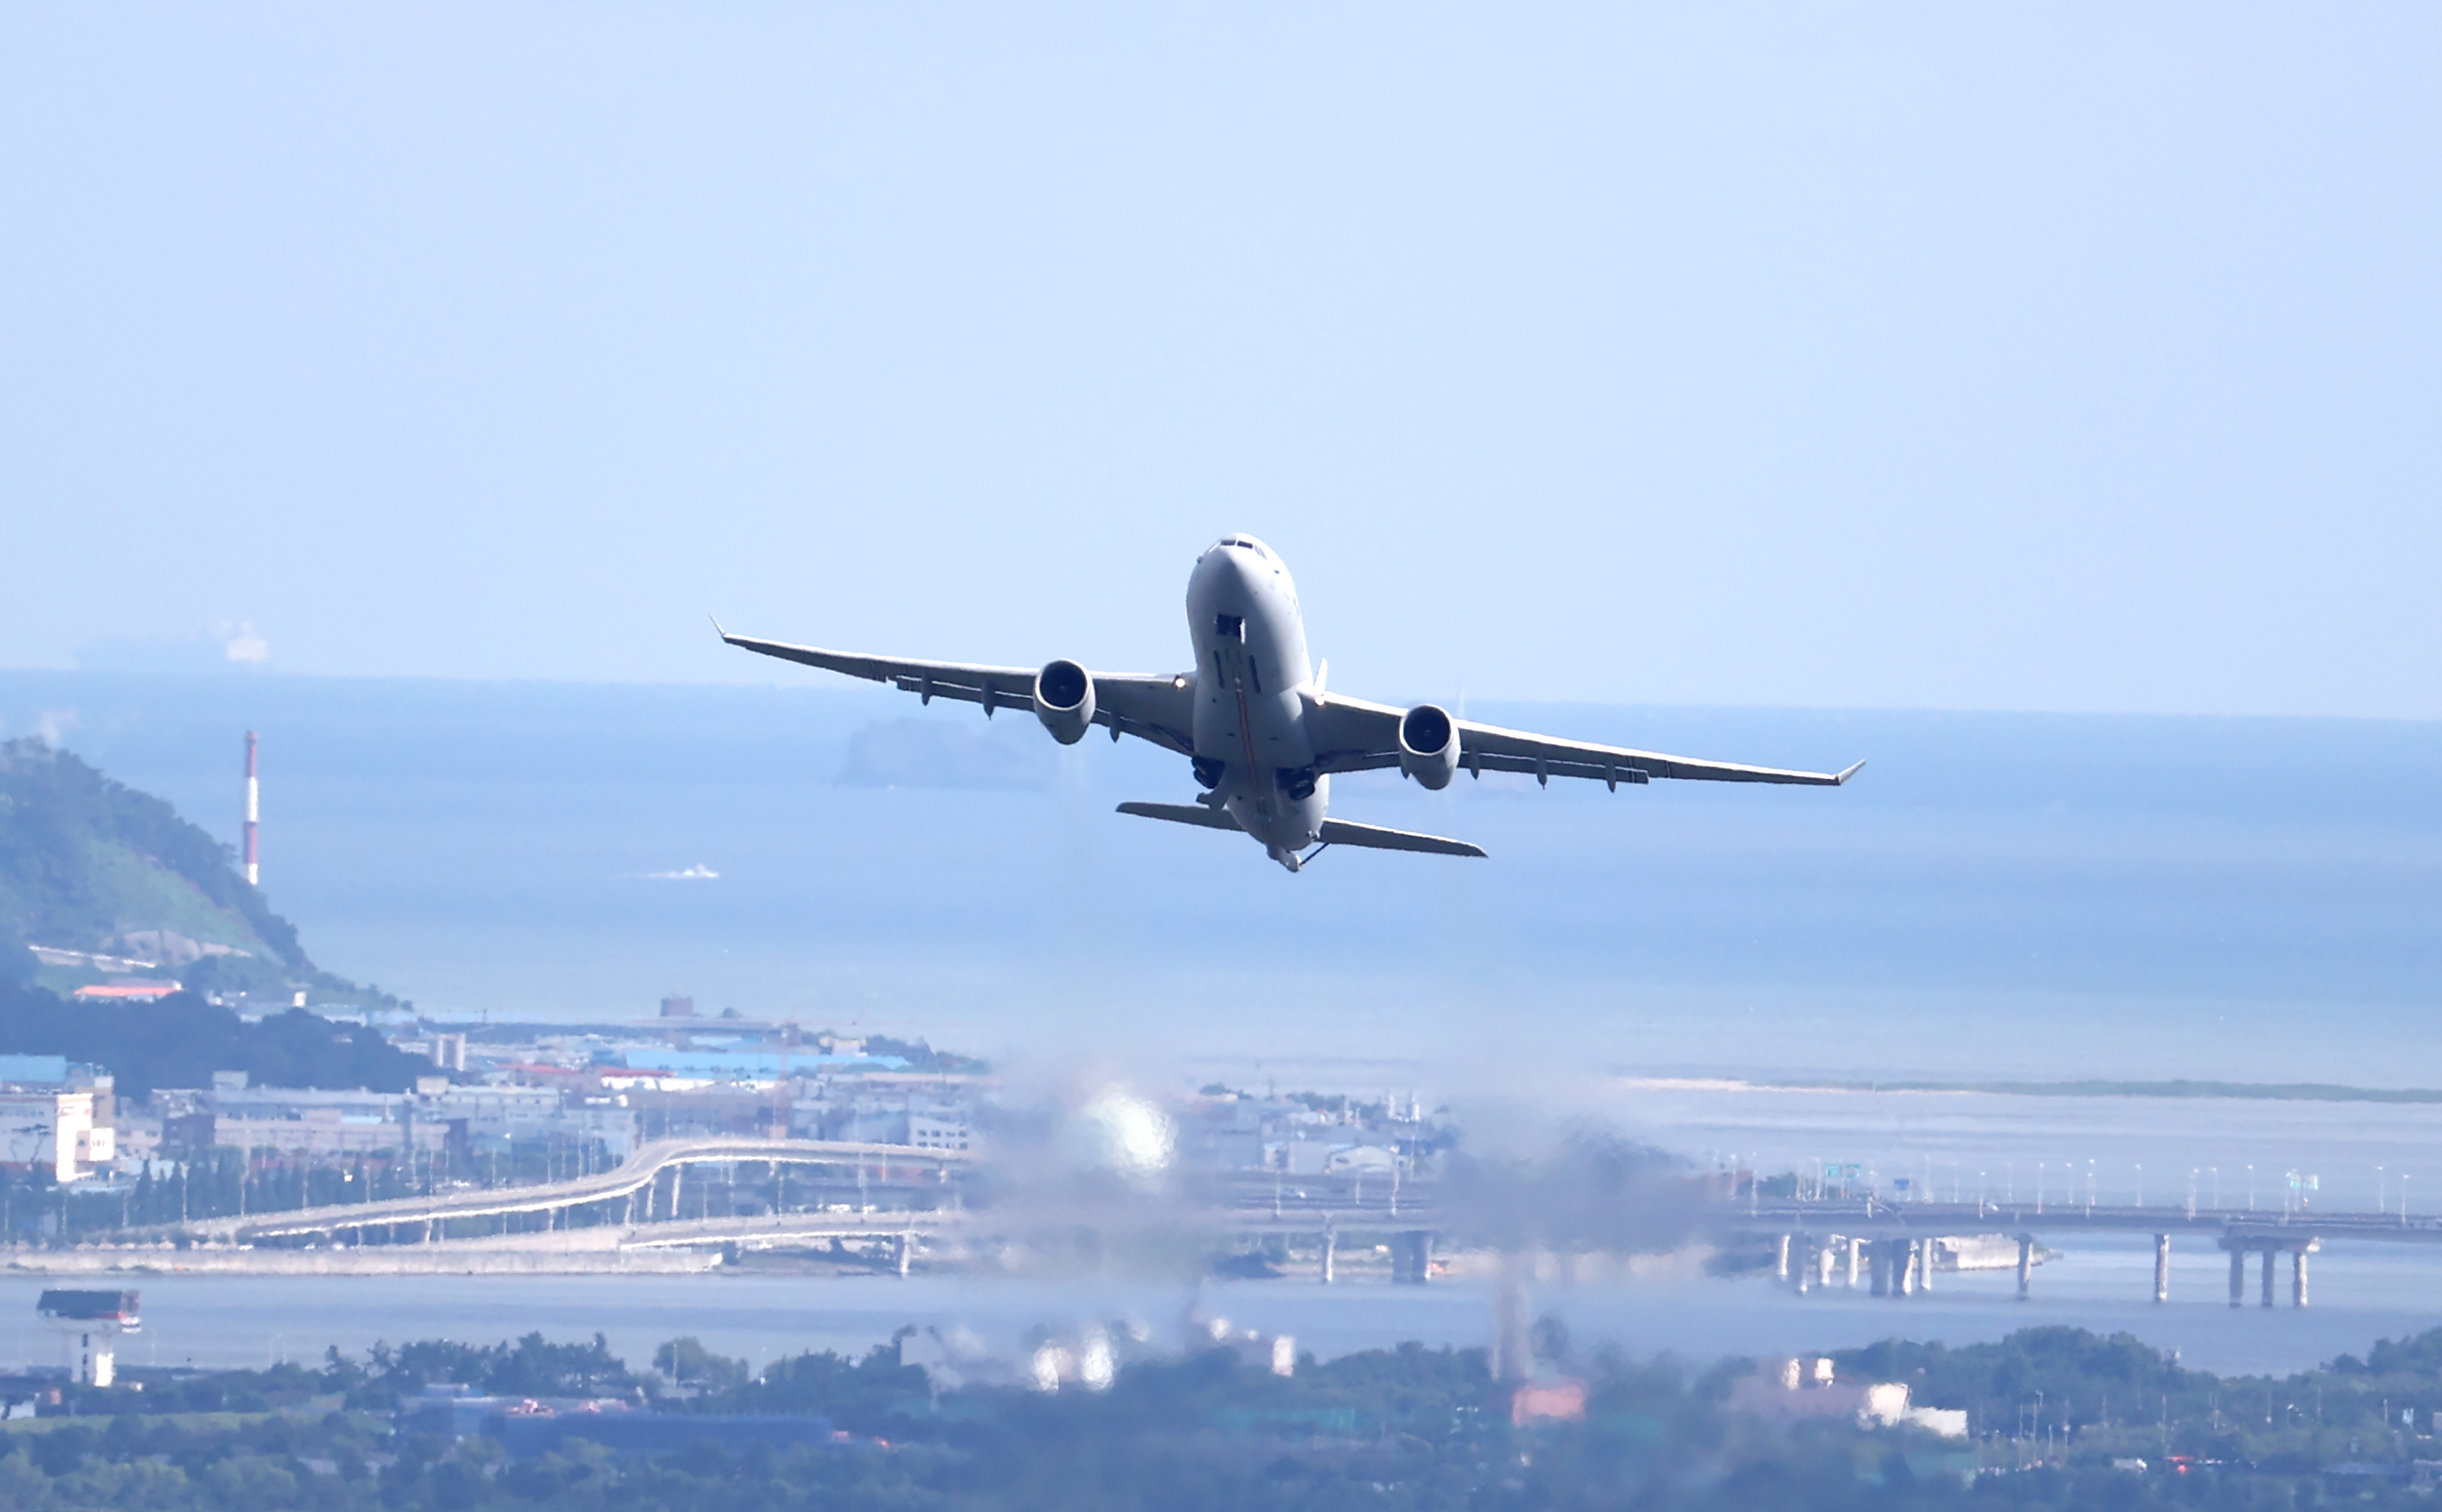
[1604,1083,2442,1215]
[2,1249,2436,1383]
[5,668,2435,1091]
[5,671,2442,1375]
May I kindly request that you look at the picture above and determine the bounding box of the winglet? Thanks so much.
[1834,761,1867,785]
[710,615,738,646]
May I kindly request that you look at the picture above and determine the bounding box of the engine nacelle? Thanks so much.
[1397,703,1460,790]
[1033,659,1096,745]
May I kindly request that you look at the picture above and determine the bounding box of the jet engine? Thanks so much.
[1033,659,1096,745]
[1397,703,1460,789]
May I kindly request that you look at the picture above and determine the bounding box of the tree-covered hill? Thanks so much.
[0,736,393,1006]
[20,1322,2442,1510]
[0,736,291,957]
[0,980,430,1100]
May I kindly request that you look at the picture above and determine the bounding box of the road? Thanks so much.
[154,1137,965,1243]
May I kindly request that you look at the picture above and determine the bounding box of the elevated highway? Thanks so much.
[157,1150,2442,1309]
[160,1137,965,1244]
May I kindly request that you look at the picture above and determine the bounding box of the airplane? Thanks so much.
[720,534,1862,872]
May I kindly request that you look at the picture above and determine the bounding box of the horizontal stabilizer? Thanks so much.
[1115,801,1243,833]
[1317,818,1486,859]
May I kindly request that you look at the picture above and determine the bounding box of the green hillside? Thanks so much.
[0,737,394,1007]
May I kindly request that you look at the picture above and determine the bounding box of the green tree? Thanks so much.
[653,1336,749,1393]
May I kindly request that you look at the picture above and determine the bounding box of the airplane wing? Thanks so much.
[1302,693,1862,789]
[720,631,1197,756]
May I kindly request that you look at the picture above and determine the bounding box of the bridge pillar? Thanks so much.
[1918,1239,1934,1295]
[2292,1248,2308,1308]
[1796,1239,1813,1294]
[2155,1235,2169,1304]
[1819,1240,1837,1290]
[2260,1248,2276,1308]
[1775,1234,1790,1282]
[671,1166,685,1222]
[2228,1245,2245,1307]
[1845,1236,1860,1288]
[895,1234,912,1278]
[1321,1228,1336,1286]
[2015,1235,2033,1302]
[1896,1239,1917,1297]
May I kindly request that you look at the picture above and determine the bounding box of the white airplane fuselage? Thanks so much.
[1185,537,1327,863]
[720,532,1861,873]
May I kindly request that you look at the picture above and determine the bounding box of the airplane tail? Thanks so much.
[1115,802,1486,859]
[1316,818,1486,858]
[1115,801,1241,832]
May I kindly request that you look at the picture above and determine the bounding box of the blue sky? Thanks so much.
[5,5,2436,717]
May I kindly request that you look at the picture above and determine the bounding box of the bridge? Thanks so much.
[143,1143,2435,1306]
[128,1137,1451,1281]
[1723,1198,2442,1308]
[155,1137,966,1245]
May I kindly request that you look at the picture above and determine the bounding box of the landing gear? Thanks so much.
[1267,841,1332,873]
[1193,756,1225,789]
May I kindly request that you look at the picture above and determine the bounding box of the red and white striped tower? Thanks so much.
[243,731,260,885]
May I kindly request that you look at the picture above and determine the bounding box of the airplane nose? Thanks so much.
[1197,548,1254,605]
[1210,549,1259,592]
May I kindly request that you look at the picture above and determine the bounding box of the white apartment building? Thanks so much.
[0,1090,112,1182]
[908,1113,970,1153]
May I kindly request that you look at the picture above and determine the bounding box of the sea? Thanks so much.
[3,667,2440,1378]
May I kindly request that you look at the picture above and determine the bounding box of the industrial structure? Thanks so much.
[241,730,259,887]
[37,1290,138,1387]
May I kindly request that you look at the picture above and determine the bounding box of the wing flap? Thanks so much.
[1461,720,1861,786]
[721,632,1035,692]
[1302,692,1860,788]
[722,631,1196,754]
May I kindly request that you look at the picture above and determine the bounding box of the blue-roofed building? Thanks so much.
[619,1049,908,1080]
[0,1056,73,1086]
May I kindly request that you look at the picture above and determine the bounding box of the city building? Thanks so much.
[0,1059,116,1182]
[0,1091,112,1182]
[208,1087,428,1157]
